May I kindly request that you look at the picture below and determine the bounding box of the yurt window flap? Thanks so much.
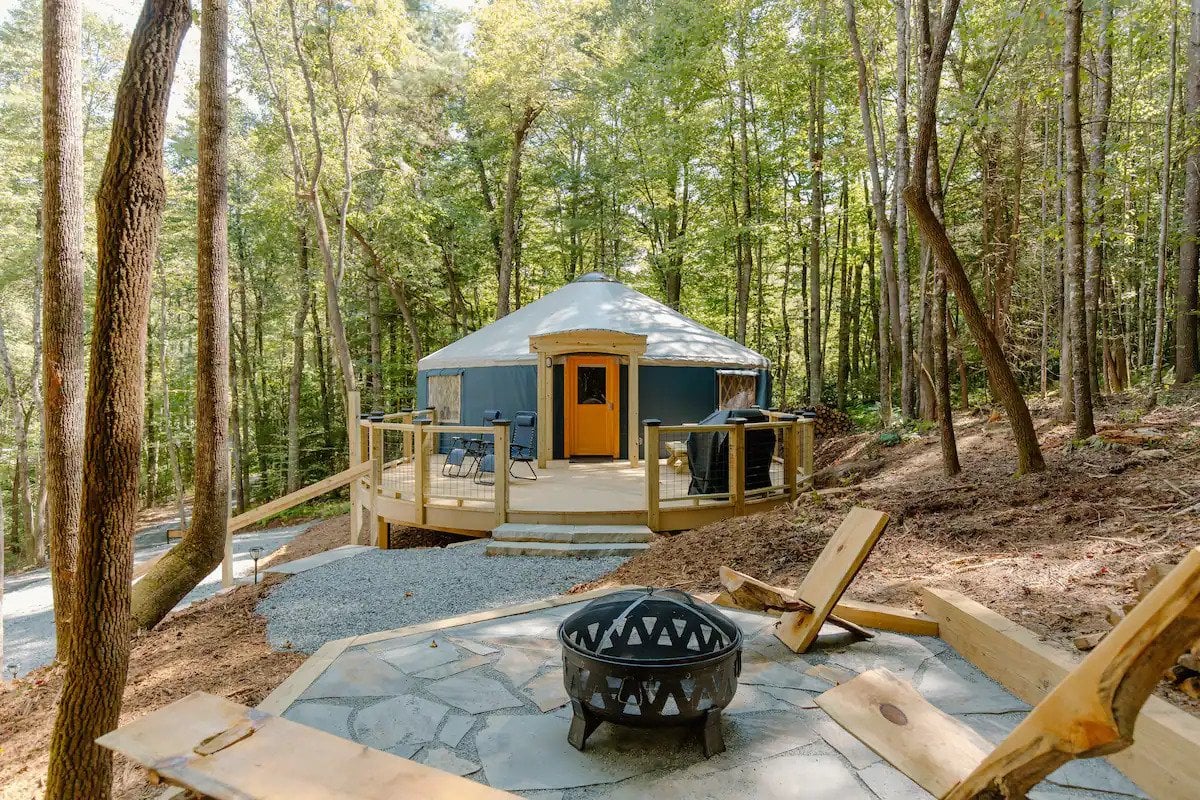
[717,369,758,410]
[426,371,463,423]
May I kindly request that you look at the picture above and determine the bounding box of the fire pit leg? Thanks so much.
[701,708,725,757]
[568,700,601,751]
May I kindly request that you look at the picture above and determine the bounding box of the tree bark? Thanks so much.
[1085,0,1113,399]
[131,0,229,630]
[45,0,189,793]
[807,6,826,405]
[498,105,539,319]
[42,0,85,664]
[288,220,309,493]
[1154,6,1179,388]
[1063,0,1096,437]
[904,0,1045,474]
[1179,0,1200,382]
[895,0,914,419]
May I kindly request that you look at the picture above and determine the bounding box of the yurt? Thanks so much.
[416,272,770,466]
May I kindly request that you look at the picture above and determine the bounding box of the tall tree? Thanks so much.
[1063,0,1096,436]
[42,0,86,664]
[1153,4,1179,388]
[1179,0,1200,382]
[130,0,231,630]
[45,0,190,793]
[904,0,1045,474]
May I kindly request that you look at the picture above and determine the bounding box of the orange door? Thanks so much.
[565,355,620,457]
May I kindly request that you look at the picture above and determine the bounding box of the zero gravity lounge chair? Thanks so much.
[815,545,1200,799]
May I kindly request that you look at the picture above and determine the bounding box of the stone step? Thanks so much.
[491,523,654,544]
[484,540,652,558]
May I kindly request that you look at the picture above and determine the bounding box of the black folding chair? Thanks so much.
[509,412,538,480]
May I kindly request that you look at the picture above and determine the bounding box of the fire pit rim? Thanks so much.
[556,587,744,668]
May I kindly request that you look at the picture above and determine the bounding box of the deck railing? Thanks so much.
[352,409,814,541]
[643,414,812,531]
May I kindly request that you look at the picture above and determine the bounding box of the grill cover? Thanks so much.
[686,408,775,495]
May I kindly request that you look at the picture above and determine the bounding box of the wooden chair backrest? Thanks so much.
[816,546,1200,800]
[776,506,889,652]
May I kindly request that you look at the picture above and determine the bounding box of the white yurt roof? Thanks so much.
[418,273,769,370]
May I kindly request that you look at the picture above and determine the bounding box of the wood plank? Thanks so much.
[714,567,874,639]
[815,668,991,798]
[228,461,371,534]
[832,598,939,637]
[923,584,1200,800]
[776,506,889,653]
[98,692,516,800]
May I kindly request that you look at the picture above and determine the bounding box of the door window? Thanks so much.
[577,365,607,405]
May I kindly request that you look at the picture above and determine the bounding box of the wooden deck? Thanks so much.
[351,414,813,539]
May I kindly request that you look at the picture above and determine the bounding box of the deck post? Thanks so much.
[536,354,550,469]
[798,414,815,488]
[370,421,386,548]
[400,409,413,461]
[425,405,439,424]
[493,419,511,528]
[348,390,362,544]
[778,413,799,500]
[729,417,747,516]
[627,353,640,467]
[413,419,430,526]
[644,419,661,531]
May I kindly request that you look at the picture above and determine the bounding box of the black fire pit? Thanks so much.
[558,588,743,757]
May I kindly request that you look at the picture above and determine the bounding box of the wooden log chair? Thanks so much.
[815,546,1200,800]
[714,506,890,652]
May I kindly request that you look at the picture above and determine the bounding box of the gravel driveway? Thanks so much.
[258,541,627,653]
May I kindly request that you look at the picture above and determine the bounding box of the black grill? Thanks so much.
[558,588,743,757]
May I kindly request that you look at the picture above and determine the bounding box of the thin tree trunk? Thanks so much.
[498,106,539,319]
[905,0,1045,474]
[1064,0,1096,437]
[160,284,187,530]
[1084,0,1113,400]
[1178,0,1200,382]
[288,220,309,493]
[42,0,85,664]
[1154,6,1179,387]
[895,0,913,418]
[0,315,34,562]
[46,0,189,792]
[808,0,827,405]
[131,0,229,630]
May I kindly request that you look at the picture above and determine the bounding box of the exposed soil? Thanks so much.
[0,518,349,800]
[583,387,1200,712]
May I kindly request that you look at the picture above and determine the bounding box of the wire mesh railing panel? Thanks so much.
[657,426,731,505]
[379,428,414,499]
[744,423,787,501]
[421,427,495,506]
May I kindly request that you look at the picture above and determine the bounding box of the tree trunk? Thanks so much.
[1085,0,1113,399]
[288,220,309,493]
[1063,0,1096,437]
[846,0,898,422]
[160,286,187,530]
[42,0,85,664]
[807,7,826,405]
[1178,0,1200,382]
[46,0,189,792]
[1154,6,1179,388]
[895,0,914,419]
[498,106,539,319]
[0,315,34,563]
[905,0,1045,474]
[131,0,229,630]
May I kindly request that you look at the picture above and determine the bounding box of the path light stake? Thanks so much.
[6,662,17,681]
[249,546,264,584]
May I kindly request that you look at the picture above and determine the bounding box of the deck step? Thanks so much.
[485,540,652,558]
[491,523,654,545]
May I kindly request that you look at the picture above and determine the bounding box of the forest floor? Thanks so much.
[3,386,1199,799]
[584,383,1200,712]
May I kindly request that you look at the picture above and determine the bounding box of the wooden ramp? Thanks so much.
[97,692,517,800]
[816,545,1200,799]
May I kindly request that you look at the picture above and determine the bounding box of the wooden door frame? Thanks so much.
[564,354,620,459]
[529,330,647,468]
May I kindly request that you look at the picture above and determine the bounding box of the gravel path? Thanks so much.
[258,541,627,653]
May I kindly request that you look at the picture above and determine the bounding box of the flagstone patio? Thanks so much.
[267,591,1149,799]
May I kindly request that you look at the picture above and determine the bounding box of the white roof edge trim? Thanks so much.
[417,356,770,370]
